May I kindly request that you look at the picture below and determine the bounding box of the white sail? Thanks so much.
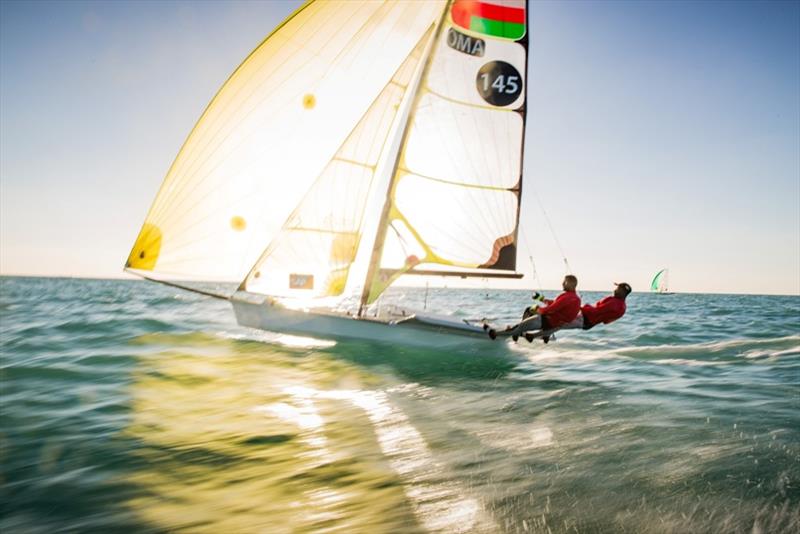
[126,0,445,281]
[362,0,529,304]
[242,33,432,300]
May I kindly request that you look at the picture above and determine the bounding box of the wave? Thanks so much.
[22,317,176,337]
[614,335,800,361]
[510,335,800,368]
[218,329,336,350]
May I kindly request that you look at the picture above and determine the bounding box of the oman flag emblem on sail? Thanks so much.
[451,0,526,40]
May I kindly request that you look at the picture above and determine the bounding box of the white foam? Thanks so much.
[219,329,336,349]
[253,396,331,464]
[743,346,800,359]
[650,358,727,367]
[475,425,554,452]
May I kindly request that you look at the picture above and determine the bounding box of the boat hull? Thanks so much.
[230,294,504,351]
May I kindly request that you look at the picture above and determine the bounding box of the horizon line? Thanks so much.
[1,273,797,298]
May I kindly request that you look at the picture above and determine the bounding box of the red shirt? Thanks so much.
[581,296,626,329]
[538,290,581,328]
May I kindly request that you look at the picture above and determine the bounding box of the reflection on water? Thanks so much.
[123,331,800,533]
[124,334,493,532]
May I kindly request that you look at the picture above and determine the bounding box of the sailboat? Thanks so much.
[650,268,674,295]
[126,0,530,349]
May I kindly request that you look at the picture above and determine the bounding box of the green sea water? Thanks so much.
[1,277,798,533]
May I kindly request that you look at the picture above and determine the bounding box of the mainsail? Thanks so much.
[361,0,529,305]
[127,0,529,312]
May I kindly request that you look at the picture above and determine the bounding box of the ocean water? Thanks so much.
[1,277,798,533]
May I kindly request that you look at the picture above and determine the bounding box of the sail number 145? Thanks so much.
[480,73,519,95]
[476,61,523,107]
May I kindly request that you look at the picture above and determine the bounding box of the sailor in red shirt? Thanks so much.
[505,282,631,343]
[580,282,631,329]
[489,275,581,340]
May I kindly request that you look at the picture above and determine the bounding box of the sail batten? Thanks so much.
[396,169,516,191]
[331,158,377,170]
[424,86,524,111]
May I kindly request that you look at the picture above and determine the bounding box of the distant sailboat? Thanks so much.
[650,269,674,295]
[125,0,530,348]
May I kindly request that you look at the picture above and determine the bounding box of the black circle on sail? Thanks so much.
[476,61,523,107]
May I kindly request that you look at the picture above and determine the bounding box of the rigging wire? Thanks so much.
[529,186,573,274]
[519,226,543,292]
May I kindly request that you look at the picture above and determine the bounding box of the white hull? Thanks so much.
[230,292,505,351]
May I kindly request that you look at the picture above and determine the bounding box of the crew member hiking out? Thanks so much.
[488,275,581,341]
[519,282,632,342]
[580,282,630,330]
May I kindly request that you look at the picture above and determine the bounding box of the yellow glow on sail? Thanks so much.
[329,233,358,265]
[324,269,349,297]
[126,223,162,270]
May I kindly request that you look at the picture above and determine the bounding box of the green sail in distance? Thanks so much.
[651,269,666,292]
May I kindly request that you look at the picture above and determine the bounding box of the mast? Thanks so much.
[358,0,453,316]
[509,0,529,279]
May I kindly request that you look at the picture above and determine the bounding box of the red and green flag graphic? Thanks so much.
[451,0,526,40]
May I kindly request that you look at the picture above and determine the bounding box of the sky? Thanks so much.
[1,0,798,295]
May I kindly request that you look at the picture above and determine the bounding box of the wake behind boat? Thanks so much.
[125,0,532,349]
